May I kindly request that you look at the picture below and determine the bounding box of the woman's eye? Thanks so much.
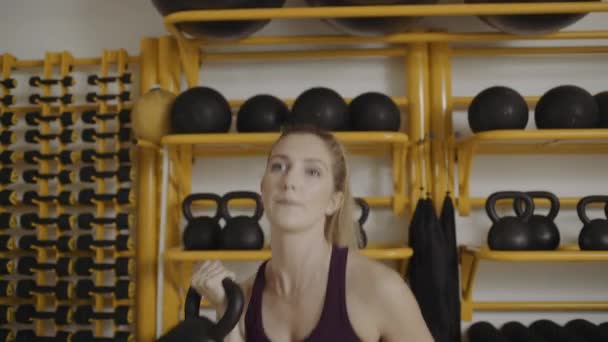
[305,168,321,177]
[270,162,285,172]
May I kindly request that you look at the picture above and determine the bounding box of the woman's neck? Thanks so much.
[266,222,333,299]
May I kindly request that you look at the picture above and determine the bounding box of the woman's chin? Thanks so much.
[269,216,311,234]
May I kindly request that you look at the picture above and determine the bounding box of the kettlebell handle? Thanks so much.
[354,197,370,226]
[182,193,222,222]
[486,191,534,224]
[577,195,608,225]
[513,191,560,221]
[184,277,244,340]
[222,191,264,221]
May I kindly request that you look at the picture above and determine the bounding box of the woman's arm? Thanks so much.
[374,268,434,342]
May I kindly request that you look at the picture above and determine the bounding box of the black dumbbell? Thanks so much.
[0,190,18,206]
[1,306,14,324]
[0,131,15,145]
[28,93,72,105]
[20,213,74,230]
[15,305,71,325]
[0,235,14,251]
[22,190,75,205]
[0,168,16,184]
[81,148,131,163]
[0,280,13,297]
[0,78,16,89]
[74,257,132,276]
[29,76,74,88]
[0,213,16,230]
[22,169,73,184]
[80,166,132,183]
[74,305,131,325]
[1,95,14,106]
[75,279,133,299]
[0,150,18,164]
[16,279,73,300]
[17,256,71,276]
[15,235,72,252]
[0,259,13,275]
[85,91,130,103]
[81,127,131,143]
[87,73,132,85]
[0,112,16,127]
[14,330,70,342]
[25,111,75,127]
[73,234,131,251]
[71,331,132,342]
[81,109,130,124]
[78,213,131,230]
[25,129,75,144]
[23,150,75,165]
[78,188,132,205]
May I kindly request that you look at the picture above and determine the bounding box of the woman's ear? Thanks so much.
[326,191,344,216]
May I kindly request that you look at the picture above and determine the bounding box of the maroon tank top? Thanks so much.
[244,245,360,341]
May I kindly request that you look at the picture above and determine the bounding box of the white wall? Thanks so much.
[2,0,607,337]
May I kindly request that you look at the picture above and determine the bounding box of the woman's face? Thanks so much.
[261,133,343,233]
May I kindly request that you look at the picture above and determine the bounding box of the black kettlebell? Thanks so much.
[220,191,264,250]
[182,193,222,250]
[157,278,244,342]
[486,191,535,250]
[577,195,608,250]
[354,197,370,248]
[513,191,561,250]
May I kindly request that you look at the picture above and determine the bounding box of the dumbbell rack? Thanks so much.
[0,50,136,339]
[427,38,608,319]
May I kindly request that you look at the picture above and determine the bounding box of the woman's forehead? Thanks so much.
[270,134,331,162]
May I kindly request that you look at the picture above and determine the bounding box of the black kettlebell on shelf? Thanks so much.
[486,191,535,250]
[182,193,222,250]
[513,191,561,250]
[577,195,608,250]
[157,278,244,342]
[220,191,265,250]
[354,197,370,249]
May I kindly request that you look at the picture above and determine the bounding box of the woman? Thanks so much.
[191,125,433,342]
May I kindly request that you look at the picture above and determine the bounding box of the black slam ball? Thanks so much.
[468,86,529,133]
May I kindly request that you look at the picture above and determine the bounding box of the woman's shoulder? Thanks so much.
[346,250,407,299]
[345,250,434,341]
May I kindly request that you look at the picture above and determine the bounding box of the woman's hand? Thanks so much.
[190,260,236,308]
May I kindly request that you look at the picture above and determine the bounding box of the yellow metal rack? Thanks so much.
[137,2,608,340]
[427,31,608,320]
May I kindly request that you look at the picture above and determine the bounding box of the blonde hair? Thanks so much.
[271,124,361,249]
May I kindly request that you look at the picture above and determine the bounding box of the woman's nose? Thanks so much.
[281,170,297,190]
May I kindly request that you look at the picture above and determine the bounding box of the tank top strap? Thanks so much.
[244,260,269,338]
[304,245,355,341]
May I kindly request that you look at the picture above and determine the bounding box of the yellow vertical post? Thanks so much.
[136,37,160,342]
[406,43,430,209]
[429,42,452,213]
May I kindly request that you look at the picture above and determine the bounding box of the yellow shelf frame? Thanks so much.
[429,41,608,215]
[460,245,608,320]
[164,245,413,262]
[150,26,430,335]
[455,129,608,214]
